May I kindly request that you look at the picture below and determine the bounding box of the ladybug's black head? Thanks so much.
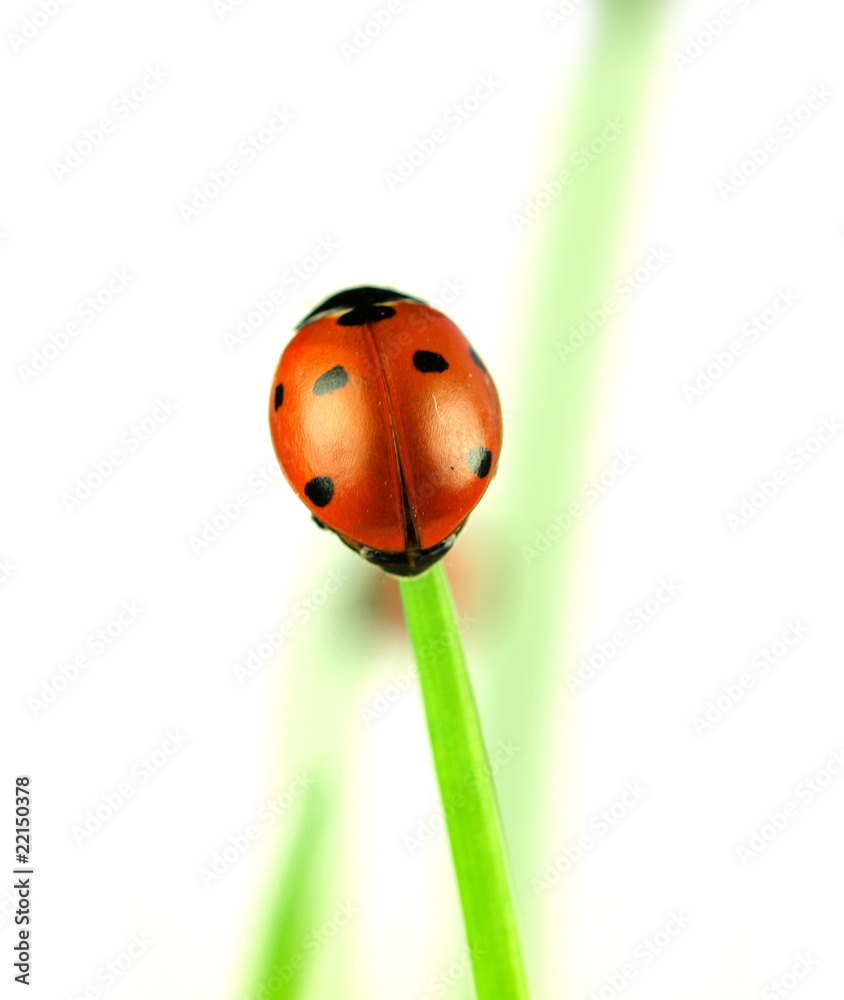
[357,532,461,577]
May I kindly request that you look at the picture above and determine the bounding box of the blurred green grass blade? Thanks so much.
[485,0,675,965]
[505,0,673,564]
[235,553,378,1000]
[493,0,674,793]
[240,780,332,999]
[399,564,531,1000]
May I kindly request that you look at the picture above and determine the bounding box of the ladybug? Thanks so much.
[269,286,502,576]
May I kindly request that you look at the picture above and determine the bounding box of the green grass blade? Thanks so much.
[240,779,331,1000]
[399,563,531,1000]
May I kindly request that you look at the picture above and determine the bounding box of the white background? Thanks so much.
[1,1,842,998]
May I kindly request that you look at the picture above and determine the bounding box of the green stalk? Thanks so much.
[399,563,531,1000]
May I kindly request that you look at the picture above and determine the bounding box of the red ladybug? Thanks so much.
[269,287,502,576]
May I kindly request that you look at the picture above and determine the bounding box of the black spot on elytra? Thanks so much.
[469,347,487,372]
[337,304,396,326]
[313,365,349,395]
[413,350,449,373]
[273,383,284,410]
[305,476,334,507]
[466,447,492,479]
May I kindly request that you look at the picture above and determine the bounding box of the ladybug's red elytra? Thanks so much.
[269,286,502,576]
